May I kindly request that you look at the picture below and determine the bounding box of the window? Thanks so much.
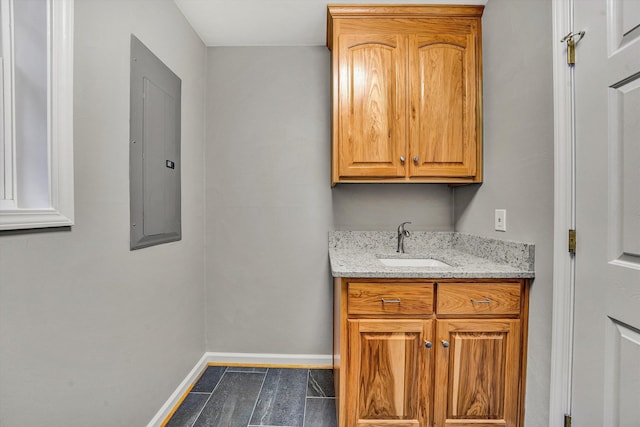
[0,0,73,230]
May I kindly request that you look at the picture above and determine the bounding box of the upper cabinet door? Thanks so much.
[337,33,407,179]
[409,27,480,178]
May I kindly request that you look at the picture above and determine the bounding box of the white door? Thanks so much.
[573,0,640,425]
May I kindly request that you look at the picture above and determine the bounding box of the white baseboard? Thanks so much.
[147,352,332,426]
[205,352,332,367]
[146,352,209,427]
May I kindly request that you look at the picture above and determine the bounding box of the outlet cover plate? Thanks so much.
[495,209,507,232]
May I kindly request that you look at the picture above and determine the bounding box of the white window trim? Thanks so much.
[0,0,73,230]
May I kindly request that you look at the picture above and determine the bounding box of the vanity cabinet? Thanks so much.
[327,6,484,185]
[333,279,529,427]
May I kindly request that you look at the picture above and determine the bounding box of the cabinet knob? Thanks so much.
[441,340,450,348]
[400,156,406,164]
[424,340,433,349]
[413,156,419,164]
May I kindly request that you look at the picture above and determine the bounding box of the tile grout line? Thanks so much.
[246,367,270,427]
[302,370,310,427]
[307,369,336,399]
[188,366,228,427]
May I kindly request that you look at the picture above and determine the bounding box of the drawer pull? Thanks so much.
[381,298,401,304]
[470,298,493,304]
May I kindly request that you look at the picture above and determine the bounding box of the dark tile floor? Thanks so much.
[166,366,337,427]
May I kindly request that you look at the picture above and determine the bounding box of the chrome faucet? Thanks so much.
[397,221,411,253]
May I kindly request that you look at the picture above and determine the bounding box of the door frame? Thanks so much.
[550,0,576,426]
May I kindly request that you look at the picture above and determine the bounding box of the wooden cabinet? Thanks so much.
[347,319,433,426]
[333,279,529,427]
[434,319,521,427]
[327,6,484,185]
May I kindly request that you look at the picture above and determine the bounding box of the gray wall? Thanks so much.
[205,47,334,354]
[333,184,453,231]
[0,1,207,425]
[204,47,453,354]
[454,0,554,425]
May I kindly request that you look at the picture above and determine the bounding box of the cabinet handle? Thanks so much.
[424,341,433,349]
[441,340,450,348]
[470,298,493,304]
[413,156,419,164]
[381,298,401,304]
[400,156,406,164]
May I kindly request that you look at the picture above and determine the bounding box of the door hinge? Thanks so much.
[564,414,572,427]
[569,229,576,254]
[561,31,585,66]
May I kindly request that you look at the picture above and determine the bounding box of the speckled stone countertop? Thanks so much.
[329,231,535,279]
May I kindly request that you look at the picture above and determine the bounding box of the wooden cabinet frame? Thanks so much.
[333,278,530,427]
[327,6,484,186]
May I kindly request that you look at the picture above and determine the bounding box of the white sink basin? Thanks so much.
[378,258,450,268]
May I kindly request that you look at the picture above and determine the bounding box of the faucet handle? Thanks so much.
[398,221,412,237]
[397,221,412,253]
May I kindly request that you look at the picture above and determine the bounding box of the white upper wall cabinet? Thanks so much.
[0,0,74,230]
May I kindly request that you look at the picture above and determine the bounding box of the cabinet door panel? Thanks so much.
[409,29,478,178]
[347,319,432,426]
[338,34,407,178]
[435,320,520,427]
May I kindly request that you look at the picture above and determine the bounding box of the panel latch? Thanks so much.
[561,31,585,66]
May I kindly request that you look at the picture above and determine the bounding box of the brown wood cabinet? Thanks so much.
[327,6,484,185]
[347,319,433,426]
[333,279,530,427]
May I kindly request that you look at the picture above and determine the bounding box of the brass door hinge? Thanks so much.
[565,414,572,427]
[569,229,576,254]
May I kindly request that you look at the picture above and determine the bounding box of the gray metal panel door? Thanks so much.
[130,35,181,250]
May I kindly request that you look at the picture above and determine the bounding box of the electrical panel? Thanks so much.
[130,35,181,250]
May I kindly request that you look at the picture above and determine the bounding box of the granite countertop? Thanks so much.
[329,231,535,279]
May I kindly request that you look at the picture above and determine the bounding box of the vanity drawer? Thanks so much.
[437,283,521,316]
[348,282,434,315]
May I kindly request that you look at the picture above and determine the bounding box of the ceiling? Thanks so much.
[173,0,487,46]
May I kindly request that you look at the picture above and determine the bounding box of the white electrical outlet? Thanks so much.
[495,209,507,232]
